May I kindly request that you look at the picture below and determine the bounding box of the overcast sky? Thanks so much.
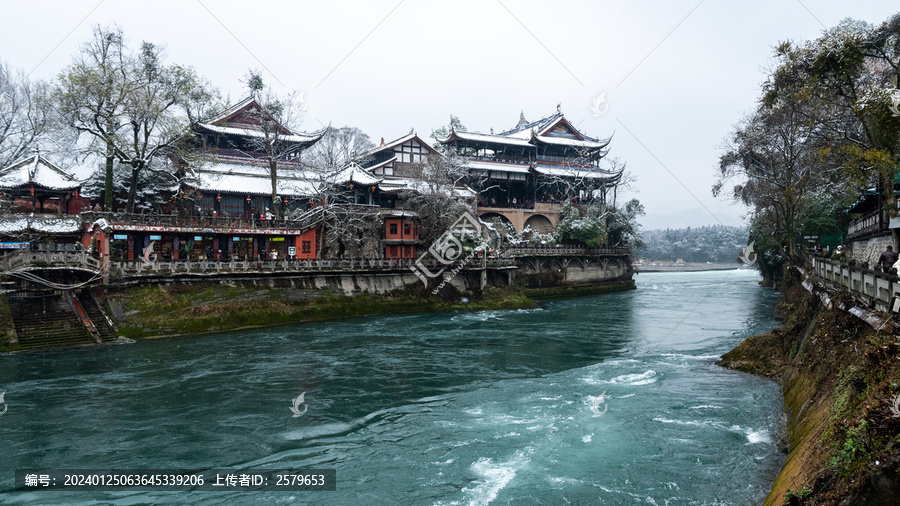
[2,1,897,230]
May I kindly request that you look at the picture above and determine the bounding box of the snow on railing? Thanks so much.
[0,250,103,274]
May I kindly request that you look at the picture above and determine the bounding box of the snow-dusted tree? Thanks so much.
[306,126,374,172]
[241,70,306,219]
[714,99,841,260]
[80,156,179,213]
[556,200,607,247]
[399,152,477,245]
[289,126,376,257]
[762,16,900,244]
[54,25,219,213]
[0,60,51,168]
[430,114,466,153]
[606,198,645,249]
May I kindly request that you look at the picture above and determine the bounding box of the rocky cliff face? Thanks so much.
[719,269,900,505]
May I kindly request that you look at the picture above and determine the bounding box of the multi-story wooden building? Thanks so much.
[437,108,622,233]
[81,98,326,263]
[0,153,89,250]
[185,96,327,218]
[361,133,443,259]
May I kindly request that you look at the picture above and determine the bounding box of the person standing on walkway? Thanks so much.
[877,245,898,273]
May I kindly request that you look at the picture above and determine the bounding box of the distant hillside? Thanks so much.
[638,225,749,263]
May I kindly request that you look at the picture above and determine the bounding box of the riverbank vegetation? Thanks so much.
[719,269,900,505]
[106,281,538,339]
[714,13,899,283]
[714,11,900,504]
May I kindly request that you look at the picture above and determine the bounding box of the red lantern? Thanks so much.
[246,196,251,203]
[349,184,354,190]
[216,195,222,202]
[370,186,376,192]
[30,186,34,196]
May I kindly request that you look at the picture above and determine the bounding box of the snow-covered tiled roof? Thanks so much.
[466,160,532,173]
[31,216,82,233]
[190,161,318,196]
[0,216,81,234]
[333,162,381,186]
[533,166,621,181]
[0,154,81,191]
[530,133,610,149]
[195,123,325,145]
[0,218,29,233]
[499,111,582,138]
[195,97,327,146]
[364,133,441,157]
[194,170,317,197]
[376,177,474,198]
[206,96,256,125]
[437,130,534,147]
[364,156,397,173]
[439,110,609,152]
[376,177,427,193]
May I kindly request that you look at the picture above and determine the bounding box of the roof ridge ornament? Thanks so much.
[516,110,528,130]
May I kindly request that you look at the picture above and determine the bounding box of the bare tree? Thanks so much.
[399,152,477,244]
[306,126,374,172]
[240,70,307,219]
[0,60,51,168]
[54,25,219,213]
[714,101,840,260]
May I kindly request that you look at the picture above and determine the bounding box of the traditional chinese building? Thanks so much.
[437,107,622,233]
[0,153,88,215]
[78,98,328,263]
[360,133,443,259]
[184,96,327,218]
[330,162,381,205]
[0,153,88,251]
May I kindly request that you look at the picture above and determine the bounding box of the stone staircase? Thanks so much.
[76,290,118,343]
[8,292,94,350]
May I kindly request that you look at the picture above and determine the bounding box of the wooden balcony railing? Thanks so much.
[847,210,886,240]
[81,209,325,231]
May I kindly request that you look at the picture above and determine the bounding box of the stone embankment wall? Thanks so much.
[514,255,632,286]
[1,254,634,349]
[848,234,892,265]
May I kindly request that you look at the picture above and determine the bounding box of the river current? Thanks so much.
[1,269,784,505]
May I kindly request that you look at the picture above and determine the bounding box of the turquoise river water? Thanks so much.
[0,269,785,505]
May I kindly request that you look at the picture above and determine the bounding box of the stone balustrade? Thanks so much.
[502,246,631,257]
[809,254,900,312]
